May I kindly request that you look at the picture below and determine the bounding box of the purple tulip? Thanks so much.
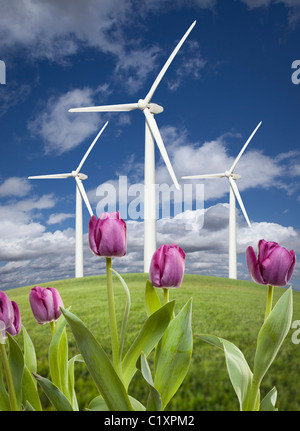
[246,239,296,287]
[89,212,127,258]
[149,244,186,289]
[0,290,14,338]
[6,301,21,336]
[29,286,64,325]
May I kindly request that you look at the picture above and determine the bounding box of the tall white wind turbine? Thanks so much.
[182,121,262,279]
[28,121,108,278]
[68,21,196,273]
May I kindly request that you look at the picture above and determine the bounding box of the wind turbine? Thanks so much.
[28,121,108,278]
[68,21,196,273]
[182,121,262,279]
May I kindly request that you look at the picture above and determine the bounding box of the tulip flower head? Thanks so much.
[89,212,127,258]
[29,286,64,325]
[246,239,296,287]
[6,301,21,336]
[0,290,14,340]
[149,244,186,289]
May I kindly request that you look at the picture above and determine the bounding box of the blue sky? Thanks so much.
[0,0,299,290]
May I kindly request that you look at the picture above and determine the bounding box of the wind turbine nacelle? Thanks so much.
[149,103,164,114]
[232,173,241,180]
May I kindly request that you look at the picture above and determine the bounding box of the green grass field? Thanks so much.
[5,273,300,411]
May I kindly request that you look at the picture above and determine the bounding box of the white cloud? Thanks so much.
[0,1,207,93]
[154,124,297,201]
[0,177,32,197]
[28,87,105,155]
[47,213,74,225]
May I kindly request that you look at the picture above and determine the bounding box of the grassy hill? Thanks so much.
[5,273,300,411]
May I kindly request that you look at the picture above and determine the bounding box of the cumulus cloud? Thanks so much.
[28,87,106,155]
[153,124,299,202]
[0,177,32,197]
[47,213,74,225]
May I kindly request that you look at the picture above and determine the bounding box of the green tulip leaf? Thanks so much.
[67,354,83,411]
[260,387,278,411]
[23,400,36,411]
[222,339,253,411]
[137,352,162,411]
[61,307,133,411]
[7,333,24,411]
[253,287,293,387]
[197,333,253,411]
[122,300,175,389]
[22,365,42,411]
[145,280,161,316]
[154,298,193,410]
[34,373,73,411]
[87,394,146,411]
[22,326,37,376]
[111,268,131,361]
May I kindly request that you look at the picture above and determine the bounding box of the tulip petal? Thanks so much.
[0,290,14,330]
[287,250,296,283]
[6,301,21,336]
[98,217,126,257]
[47,288,64,320]
[261,246,295,287]
[161,246,185,289]
[246,246,266,285]
[258,239,278,265]
[88,215,100,255]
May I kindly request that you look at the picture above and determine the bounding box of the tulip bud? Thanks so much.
[246,239,296,287]
[0,290,14,340]
[149,244,186,289]
[6,301,21,336]
[89,212,127,258]
[29,286,64,325]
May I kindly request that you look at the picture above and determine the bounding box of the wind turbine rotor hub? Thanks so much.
[138,99,148,111]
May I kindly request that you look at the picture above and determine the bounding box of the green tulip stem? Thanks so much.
[163,288,169,305]
[105,257,120,373]
[264,285,274,321]
[50,321,56,337]
[0,341,18,411]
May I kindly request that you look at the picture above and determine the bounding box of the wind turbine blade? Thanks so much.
[228,176,251,228]
[28,173,72,179]
[182,173,226,179]
[144,21,196,103]
[75,176,93,217]
[69,103,139,113]
[229,121,262,173]
[75,121,108,174]
[143,108,180,190]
